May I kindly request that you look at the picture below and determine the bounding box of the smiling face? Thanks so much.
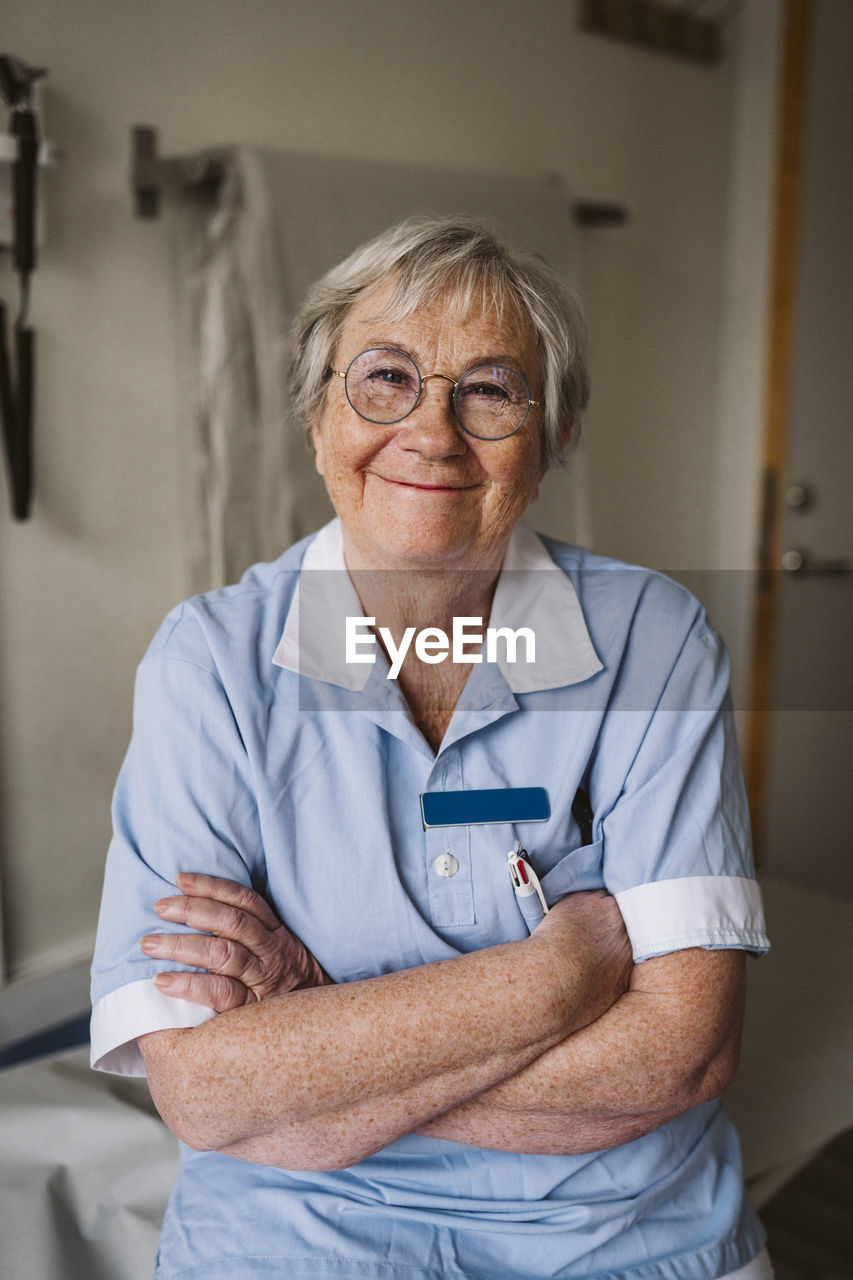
[312,278,546,573]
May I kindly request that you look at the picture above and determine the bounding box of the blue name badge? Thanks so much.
[420,787,550,829]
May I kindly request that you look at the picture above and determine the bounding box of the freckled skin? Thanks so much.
[312,281,547,577]
[144,892,638,1168]
[142,879,744,1167]
[418,946,745,1154]
[310,281,548,749]
[139,282,747,1170]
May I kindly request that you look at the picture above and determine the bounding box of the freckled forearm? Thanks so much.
[416,1095,684,1156]
[215,1046,555,1169]
[142,935,594,1167]
[416,997,693,1153]
[417,950,745,1154]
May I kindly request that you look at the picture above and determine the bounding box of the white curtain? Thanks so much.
[170,149,588,590]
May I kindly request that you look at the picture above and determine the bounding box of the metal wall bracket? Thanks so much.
[573,201,629,227]
[131,125,224,219]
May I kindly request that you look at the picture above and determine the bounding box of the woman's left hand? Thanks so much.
[140,872,330,1011]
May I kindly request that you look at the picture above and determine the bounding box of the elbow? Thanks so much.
[139,1032,390,1171]
[697,1037,741,1104]
[679,1033,742,1111]
[147,1079,373,1170]
[170,1122,216,1153]
[166,1112,218,1153]
[145,1066,219,1152]
[139,1032,355,1166]
[153,1084,382,1171]
[215,1129,387,1172]
[615,1042,741,1144]
[139,1029,233,1152]
[632,1027,743,1121]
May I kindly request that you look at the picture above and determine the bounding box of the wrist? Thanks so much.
[523,927,628,1039]
[296,945,332,990]
[311,956,334,988]
[518,933,590,1039]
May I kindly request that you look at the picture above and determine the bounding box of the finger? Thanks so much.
[152,969,250,1012]
[141,931,264,985]
[154,894,274,953]
[173,873,282,932]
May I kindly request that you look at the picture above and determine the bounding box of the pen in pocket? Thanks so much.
[507,840,549,932]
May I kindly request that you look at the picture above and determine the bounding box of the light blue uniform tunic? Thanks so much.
[91,520,770,1280]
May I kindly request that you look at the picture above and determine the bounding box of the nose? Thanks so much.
[398,373,467,458]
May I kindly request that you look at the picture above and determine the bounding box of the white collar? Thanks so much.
[272,518,602,693]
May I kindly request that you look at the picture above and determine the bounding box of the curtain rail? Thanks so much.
[130,125,628,227]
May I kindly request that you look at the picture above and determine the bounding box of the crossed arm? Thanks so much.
[138,875,745,1170]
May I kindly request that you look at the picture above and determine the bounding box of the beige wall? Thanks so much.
[0,0,777,982]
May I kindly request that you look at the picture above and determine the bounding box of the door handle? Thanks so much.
[781,548,853,574]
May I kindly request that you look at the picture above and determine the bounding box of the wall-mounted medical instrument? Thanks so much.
[0,54,53,521]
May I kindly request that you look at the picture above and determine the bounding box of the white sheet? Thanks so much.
[0,1047,176,1279]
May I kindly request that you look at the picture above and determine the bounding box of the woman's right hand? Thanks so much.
[527,892,634,1030]
[140,873,330,1011]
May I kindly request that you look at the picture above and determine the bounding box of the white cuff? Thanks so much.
[90,978,216,1076]
[614,875,770,962]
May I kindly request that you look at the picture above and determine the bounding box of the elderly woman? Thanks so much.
[91,217,772,1280]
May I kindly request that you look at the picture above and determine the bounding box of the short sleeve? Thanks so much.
[600,617,770,962]
[90,611,262,1075]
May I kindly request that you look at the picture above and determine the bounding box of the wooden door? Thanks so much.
[750,0,853,896]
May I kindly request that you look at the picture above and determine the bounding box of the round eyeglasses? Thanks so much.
[331,348,540,441]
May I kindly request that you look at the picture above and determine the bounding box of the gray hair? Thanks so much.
[288,215,589,468]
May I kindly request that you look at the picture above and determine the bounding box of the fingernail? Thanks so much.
[140,936,157,954]
[153,973,174,990]
[154,899,175,915]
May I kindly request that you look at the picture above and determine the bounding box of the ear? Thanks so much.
[311,420,325,477]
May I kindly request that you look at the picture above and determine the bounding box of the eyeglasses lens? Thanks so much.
[454,366,530,439]
[343,349,531,438]
[344,349,420,424]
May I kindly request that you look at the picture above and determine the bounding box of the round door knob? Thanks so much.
[781,549,804,572]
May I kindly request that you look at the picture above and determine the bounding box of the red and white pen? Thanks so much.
[507,840,549,931]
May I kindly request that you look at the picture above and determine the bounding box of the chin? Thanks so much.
[371,525,480,570]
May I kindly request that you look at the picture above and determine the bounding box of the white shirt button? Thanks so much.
[433,852,459,878]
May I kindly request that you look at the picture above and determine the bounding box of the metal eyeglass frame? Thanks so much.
[331,347,540,441]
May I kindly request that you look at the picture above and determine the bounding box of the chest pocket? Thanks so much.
[536,788,603,905]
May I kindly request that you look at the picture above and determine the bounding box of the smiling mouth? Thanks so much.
[378,476,476,492]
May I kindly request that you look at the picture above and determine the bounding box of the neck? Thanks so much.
[342,546,507,755]
[346,565,500,640]
[341,527,513,635]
